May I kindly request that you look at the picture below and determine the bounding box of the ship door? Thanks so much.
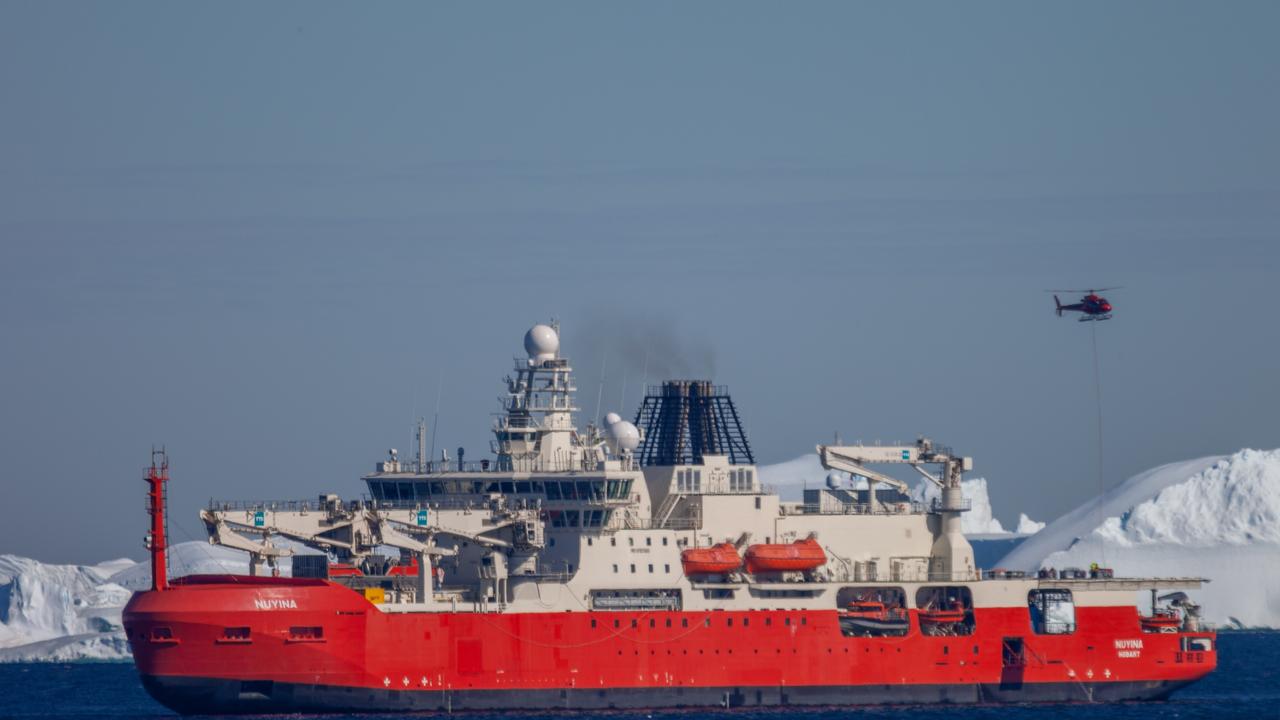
[1000,637,1025,690]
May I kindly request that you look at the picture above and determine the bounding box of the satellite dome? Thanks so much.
[608,420,641,452]
[825,471,843,490]
[604,412,622,426]
[523,324,559,362]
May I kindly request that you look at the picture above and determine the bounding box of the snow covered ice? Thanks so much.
[999,449,1280,628]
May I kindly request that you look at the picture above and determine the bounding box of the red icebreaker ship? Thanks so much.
[125,324,1216,714]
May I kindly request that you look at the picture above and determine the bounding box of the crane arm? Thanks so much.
[816,445,911,493]
[201,515,295,557]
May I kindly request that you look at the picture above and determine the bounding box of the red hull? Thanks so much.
[124,576,1215,713]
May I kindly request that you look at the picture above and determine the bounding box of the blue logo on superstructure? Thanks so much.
[416,509,429,526]
[253,510,265,527]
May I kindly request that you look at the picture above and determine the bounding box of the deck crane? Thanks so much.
[199,493,546,604]
[817,437,976,581]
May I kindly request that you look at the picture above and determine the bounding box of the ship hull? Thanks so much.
[139,673,1194,714]
[124,577,1216,715]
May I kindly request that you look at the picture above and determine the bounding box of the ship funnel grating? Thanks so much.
[633,380,754,466]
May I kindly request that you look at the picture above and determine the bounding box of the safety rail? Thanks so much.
[780,501,927,516]
[370,456,641,474]
[929,497,974,513]
[622,515,700,531]
[206,499,356,513]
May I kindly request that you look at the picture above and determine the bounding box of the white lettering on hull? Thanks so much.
[253,598,299,610]
[1115,638,1143,658]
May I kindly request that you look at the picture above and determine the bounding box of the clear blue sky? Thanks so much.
[2,2,1277,562]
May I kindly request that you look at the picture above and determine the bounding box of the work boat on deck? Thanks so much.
[123,323,1216,714]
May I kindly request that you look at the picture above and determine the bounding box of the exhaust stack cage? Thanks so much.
[634,380,754,466]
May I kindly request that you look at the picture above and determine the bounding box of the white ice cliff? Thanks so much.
[998,449,1280,628]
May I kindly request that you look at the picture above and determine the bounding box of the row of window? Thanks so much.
[675,469,702,493]
[591,615,810,630]
[132,626,323,645]
[613,563,672,574]
[728,467,755,492]
[547,509,611,528]
[369,478,634,502]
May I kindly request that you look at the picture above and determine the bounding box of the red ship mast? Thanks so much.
[145,448,169,591]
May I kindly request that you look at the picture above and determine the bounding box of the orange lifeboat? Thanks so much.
[744,538,826,573]
[1140,610,1182,633]
[918,602,968,625]
[681,543,742,575]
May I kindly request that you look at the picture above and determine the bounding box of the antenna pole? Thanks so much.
[416,418,427,472]
[145,448,169,592]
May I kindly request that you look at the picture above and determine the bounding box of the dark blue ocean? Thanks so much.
[0,632,1275,719]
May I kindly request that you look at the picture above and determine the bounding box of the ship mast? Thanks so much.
[144,448,169,591]
[494,322,588,471]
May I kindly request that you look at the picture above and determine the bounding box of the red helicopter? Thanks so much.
[1050,288,1119,321]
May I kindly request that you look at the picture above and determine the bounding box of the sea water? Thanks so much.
[0,632,1274,719]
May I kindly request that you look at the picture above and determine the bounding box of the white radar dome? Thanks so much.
[603,412,622,426]
[524,324,560,362]
[826,471,844,490]
[608,420,641,452]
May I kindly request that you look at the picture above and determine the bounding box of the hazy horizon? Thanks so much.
[2,2,1277,563]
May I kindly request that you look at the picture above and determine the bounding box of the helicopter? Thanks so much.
[1050,288,1119,321]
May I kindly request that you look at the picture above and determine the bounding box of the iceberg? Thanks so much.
[997,449,1280,628]
[0,555,134,662]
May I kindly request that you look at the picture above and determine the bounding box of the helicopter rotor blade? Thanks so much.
[1044,286,1123,293]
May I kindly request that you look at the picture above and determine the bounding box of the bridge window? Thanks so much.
[1029,590,1076,635]
[545,482,562,500]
